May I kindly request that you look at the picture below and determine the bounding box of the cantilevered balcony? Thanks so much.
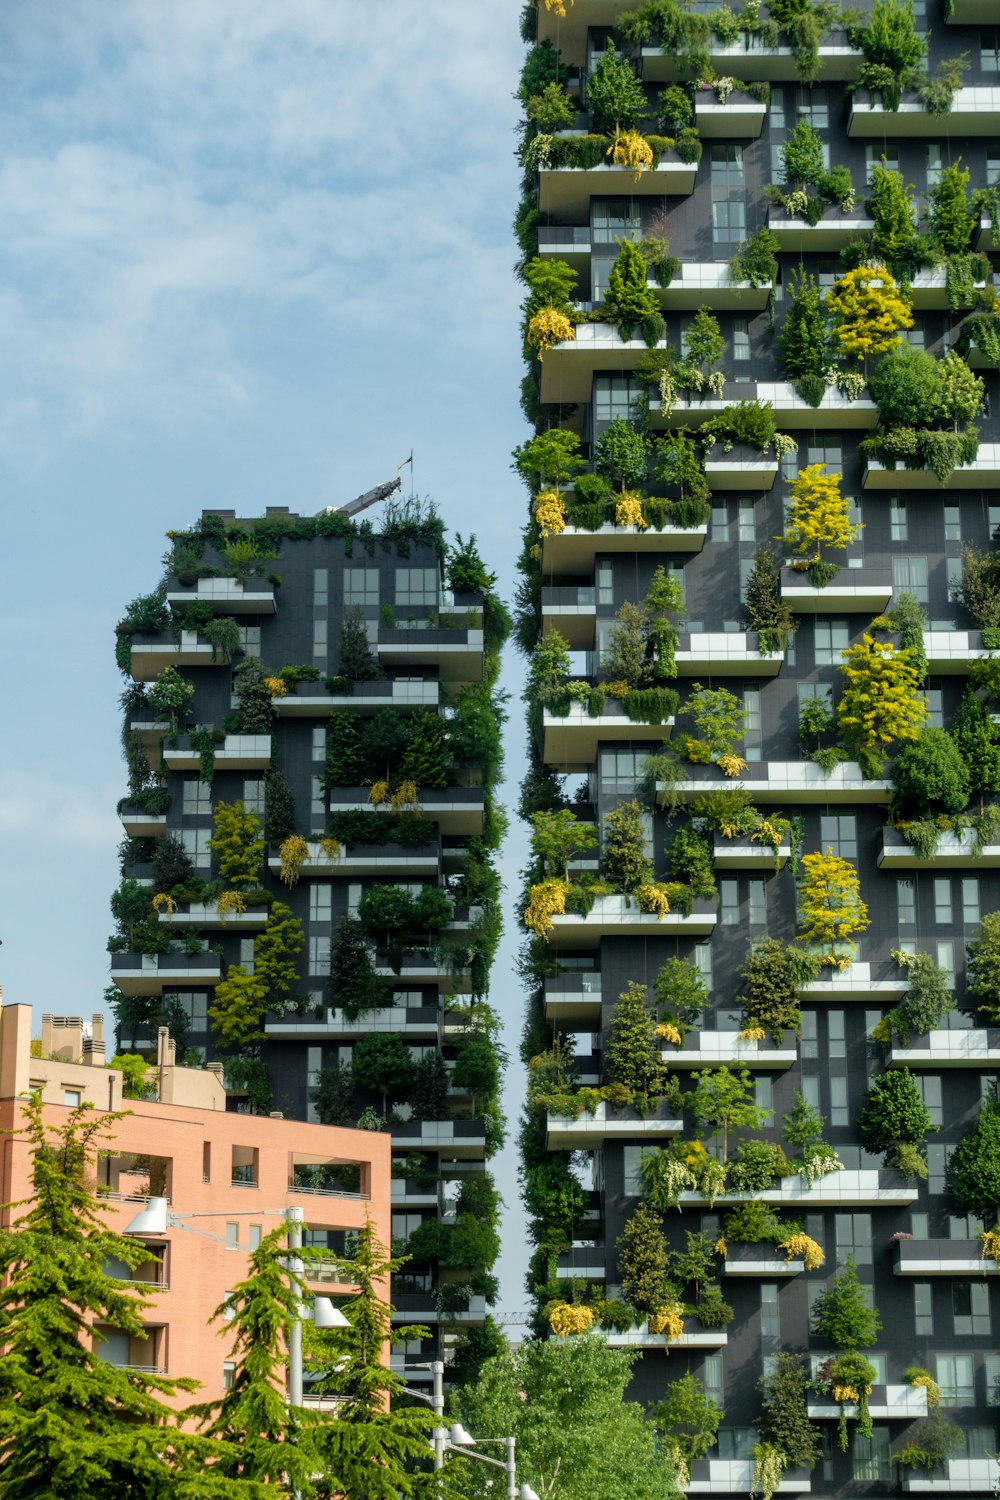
[808,1384,928,1422]
[266,839,440,880]
[976,215,998,254]
[538,157,697,216]
[555,1244,606,1280]
[657,262,774,312]
[543,703,674,772]
[888,1029,1000,1069]
[273,678,439,717]
[908,267,988,310]
[893,1238,988,1277]
[540,322,651,404]
[712,834,791,870]
[590,1322,730,1351]
[878,825,1000,869]
[157,899,269,930]
[780,565,893,613]
[694,91,767,137]
[799,961,907,1003]
[373,954,473,995]
[723,1244,806,1276]
[128,630,232,681]
[687,1460,810,1494]
[656,761,890,805]
[766,206,874,252]
[661,1029,797,1070]
[864,445,1000,489]
[648,379,877,429]
[540,520,707,574]
[376,624,483,684]
[266,1005,444,1042]
[675,630,784,676]
[849,88,1000,136]
[390,1119,486,1160]
[548,893,718,948]
[544,971,602,1025]
[110,952,222,996]
[163,734,271,772]
[391,1292,487,1326]
[676,1169,918,1208]
[903,1459,1000,1493]
[704,445,778,490]
[535,0,635,54]
[640,39,861,82]
[945,0,994,16]
[118,802,168,838]
[327,787,484,837]
[541,584,597,648]
[922,628,994,674]
[166,578,276,615]
[546,1100,683,1151]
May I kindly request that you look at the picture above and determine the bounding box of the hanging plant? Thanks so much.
[648,1299,685,1340]
[535,490,567,536]
[777,1233,824,1270]
[609,128,654,181]
[278,834,310,888]
[547,1302,593,1336]
[319,836,342,860]
[368,780,390,807]
[391,780,421,813]
[524,878,567,938]
[655,1021,682,1045]
[752,1443,786,1500]
[217,890,248,917]
[151,892,177,915]
[615,493,647,528]
[637,883,671,918]
[527,307,575,358]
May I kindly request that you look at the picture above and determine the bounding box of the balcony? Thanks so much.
[543,703,673,771]
[893,1237,988,1277]
[376,624,483,684]
[535,1,635,54]
[849,88,1000,136]
[923,628,993,674]
[546,1100,683,1151]
[110,951,222,996]
[266,1004,444,1041]
[590,1322,729,1351]
[657,761,890,805]
[118,802,168,838]
[391,1293,487,1326]
[640,39,861,82]
[540,322,654,404]
[766,206,875,252]
[658,262,774,312]
[163,734,271,772]
[676,1169,918,1208]
[705,446,779,490]
[662,1029,797,1071]
[548,893,718,948]
[128,630,231,681]
[541,585,597,648]
[374,955,473,995]
[555,1244,606,1280]
[976,215,998,254]
[888,1029,1000,1070]
[687,1459,809,1494]
[389,1119,486,1160]
[273,678,439,718]
[541,520,707,574]
[166,578,276,615]
[908,267,988,310]
[945,0,994,16]
[864,445,1000,489]
[903,1459,1000,1493]
[390,1178,439,1209]
[266,839,440,880]
[878,825,1000,869]
[537,223,594,276]
[538,157,697,217]
[544,971,603,1025]
[808,1383,928,1422]
[723,1244,806,1276]
[327,787,484,837]
[675,630,784,676]
[694,90,767,137]
[713,834,790,870]
[799,961,907,1003]
[157,899,269,930]
[648,379,877,430]
[780,565,893,613]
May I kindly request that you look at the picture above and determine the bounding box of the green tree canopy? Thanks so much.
[812,1255,882,1349]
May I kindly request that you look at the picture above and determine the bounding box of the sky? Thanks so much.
[0,0,533,1318]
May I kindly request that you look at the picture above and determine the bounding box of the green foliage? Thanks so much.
[948,1091,1000,1221]
[352,1034,416,1109]
[890,728,970,816]
[586,40,648,131]
[262,768,296,846]
[867,164,922,271]
[602,799,653,893]
[330,917,388,1021]
[210,901,303,1048]
[931,160,975,254]
[525,80,577,132]
[858,1067,934,1163]
[782,120,825,188]
[618,1202,670,1315]
[209,800,265,887]
[837,633,926,767]
[729,228,779,289]
[603,601,652,689]
[967,912,1000,1024]
[148,665,194,732]
[700,398,778,453]
[232,657,274,735]
[531,808,598,880]
[514,429,587,492]
[782,1091,827,1152]
[685,683,745,758]
[151,833,196,895]
[892,949,953,1036]
[744,548,795,655]
[108,1053,152,1100]
[758,1353,823,1473]
[399,708,449,788]
[669,826,715,900]
[607,982,668,1096]
[955,545,1000,635]
[870,344,942,427]
[797,848,869,952]
[604,239,664,345]
[322,712,364,789]
[339,606,380,682]
[594,419,649,492]
[688,1066,772,1162]
[654,429,709,509]
[654,957,707,1032]
[738,939,802,1040]
[779,270,828,385]
[311,1062,356,1126]
[654,1372,722,1465]
[812,1255,882,1348]
[953,688,1000,797]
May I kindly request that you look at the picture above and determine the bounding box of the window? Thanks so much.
[344,568,379,606]
[852,1430,890,1482]
[223,1361,236,1391]
[924,689,944,728]
[248,1225,262,1251]
[711,144,743,183]
[310,885,332,922]
[312,726,326,762]
[953,1282,991,1336]
[807,440,842,469]
[225,1224,239,1250]
[944,504,961,543]
[710,503,729,543]
[738,497,756,543]
[934,877,953,925]
[814,619,848,665]
[760,1283,780,1342]
[721,879,740,924]
[820,815,857,859]
[890,498,908,542]
[828,1011,846,1061]
[947,555,964,600]
[309,936,331,975]
[770,87,786,129]
[180,828,211,868]
[703,1354,724,1408]
[237,626,260,655]
[962,877,980,924]
[894,556,929,604]
[695,942,713,988]
[981,29,1000,72]
[717,1428,757,1460]
[182,778,212,815]
[594,374,640,424]
[171,991,208,1029]
[990,152,1000,188]
[800,1011,818,1060]
[926,144,943,187]
[733,318,751,362]
[914,1282,933,1337]
[797,89,828,129]
[835,1213,872,1265]
[744,683,761,762]
[712,198,746,247]
[985,1353,1000,1405]
[755,1076,773,1113]
[937,941,956,986]
[866,144,898,182]
[313,618,327,659]
[313,568,328,606]
[396,569,438,608]
[63,1088,81,1106]
[936,1354,975,1405]
[749,878,767,927]
[242,778,264,814]
[898,877,916,927]
[830,1077,849,1127]
[600,749,642,794]
[591,199,642,241]
[917,1075,943,1128]
[597,562,613,605]
[623,1146,644,1196]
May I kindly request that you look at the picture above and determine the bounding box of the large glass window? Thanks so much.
[894,556,929,604]
[936,1354,975,1405]
[594,374,640,425]
[182,778,212,815]
[344,569,379,607]
[599,749,642,794]
[953,1283,991,1336]
[914,1282,933,1337]
[591,199,642,241]
[711,144,744,183]
[814,619,849,665]
[820,815,857,859]
[981,29,1000,72]
[395,569,439,608]
[797,89,828,129]
[835,1213,872,1265]
[712,198,746,247]
[852,1430,890,1482]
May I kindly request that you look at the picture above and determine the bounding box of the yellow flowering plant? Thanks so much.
[152,892,177,915]
[777,1232,824,1270]
[527,307,575,358]
[637,883,671,918]
[534,490,566,537]
[217,890,248,917]
[715,753,748,778]
[263,676,287,698]
[655,1022,683,1045]
[609,128,654,181]
[648,1299,685,1340]
[547,1302,594,1336]
[615,492,647,528]
[278,834,310,888]
[524,878,568,939]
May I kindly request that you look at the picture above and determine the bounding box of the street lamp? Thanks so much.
[123,1195,350,1404]
[401,1362,539,1500]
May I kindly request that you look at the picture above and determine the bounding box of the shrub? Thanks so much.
[948,1090,1000,1221]
[738,938,803,1040]
[617,1202,670,1315]
[858,1067,934,1166]
[602,799,653,893]
[966,913,1000,1025]
[890,727,970,817]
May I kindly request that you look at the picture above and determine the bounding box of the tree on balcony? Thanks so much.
[209,800,265,889]
[796,848,870,957]
[618,1202,670,1316]
[890,727,970,817]
[531,808,599,882]
[352,1034,416,1115]
[827,264,913,368]
[782,464,859,583]
[812,1255,882,1349]
[147,664,194,735]
[836,633,927,776]
[602,799,653,892]
[779,270,829,406]
[586,40,647,133]
[513,427,586,494]
[756,1352,823,1483]
[653,1371,722,1470]
[688,1065,772,1163]
[966,912,1000,1025]
[604,240,664,347]
[607,982,669,1097]
[858,1066,934,1178]
[738,938,805,1041]
[948,1086,1000,1225]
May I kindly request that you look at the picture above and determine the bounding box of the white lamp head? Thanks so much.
[313,1297,351,1329]
[449,1423,476,1446]
[520,1485,541,1500]
[123,1196,169,1236]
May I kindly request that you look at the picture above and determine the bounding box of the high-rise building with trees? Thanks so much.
[515,0,1000,1489]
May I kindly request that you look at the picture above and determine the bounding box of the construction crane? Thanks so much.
[319,452,414,520]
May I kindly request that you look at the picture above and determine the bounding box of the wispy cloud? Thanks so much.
[0,768,120,845]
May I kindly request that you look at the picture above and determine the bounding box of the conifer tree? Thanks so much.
[779,270,828,389]
[606,981,667,1096]
[209,800,265,888]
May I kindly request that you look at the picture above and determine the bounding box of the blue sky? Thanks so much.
[0,0,531,1317]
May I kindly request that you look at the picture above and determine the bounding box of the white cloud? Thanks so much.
[0,768,120,846]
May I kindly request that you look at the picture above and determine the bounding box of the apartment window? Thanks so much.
[711,143,743,183]
[990,152,1000,188]
[237,626,261,654]
[924,689,944,728]
[937,1354,975,1405]
[600,749,642,794]
[807,440,842,469]
[717,1429,757,1460]
[694,942,713,989]
[946,554,964,600]
[760,1283,780,1342]
[396,569,438,608]
[894,555,929,604]
[852,1430,890,1482]
[830,1076,849,1127]
[309,936,331,975]
[985,1354,1000,1405]
[313,618,328,659]
[313,567,328,606]
[721,879,740,924]
[596,561,613,605]
[800,1011,818,1060]
[623,1146,644,1196]
[890,498,908,542]
[865,144,899,180]
[797,88,828,129]
[248,1225,262,1251]
[953,1282,991,1336]
[937,941,956,986]
[710,503,729,543]
[344,568,379,606]
[594,374,640,424]
[962,877,980,924]
[944,504,961,543]
[846,497,864,567]
[182,778,212,815]
[897,877,916,927]
[820,815,857,859]
[754,1076,773,1113]
[309,885,332,922]
[242,778,264,814]
[814,619,848,665]
[828,1011,846,1061]
[744,683,761,762]
[748,878,766,928]
[914,1282,934,1337]
[934,877,953,925]
[737,497,756,543]
[223,1361,236,1391]
[180,828,211,868]
[917,1075,943,1127]
[712,198,746,247]
[703,1354,724,1408]
[225,1224,239,1250]
[312,726,326,762]
[171,991,208,1029]
[926,144,944,188]
[591,199,642,241]
[904,325,926,351]
[982,29,1000,72]
[63,1088,82,1106]
[835,1214,872,1265]
[770,87,786,129]
[733,318,751,363]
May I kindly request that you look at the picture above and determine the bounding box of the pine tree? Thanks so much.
[233,657,274,734]
[606,981,667,1096]
[398,708,449,788]
[604,239,663,344]
[330,916,388,1021]
[812,1255,882,1348]
[931,160,975,254]
[868,164,921,271]
[603,799,653,892]
[858,1068,934,1164]
[263,768,296,846]
[617,1202,670,1315]
[320,712,364,789]
[779,270,828,384]
[603,601,651,688]
[338,607,380,682]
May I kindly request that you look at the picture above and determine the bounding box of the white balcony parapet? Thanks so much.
[657,761,890,805]
[713,834,791,869]
[908,266,988,309]
[864,444,1000,489]
[649,380,876,429]
[163,734,271,772]
[903,1458,1000,1493]
[878,825,1000,869]
[694,94,767,137]
[798,961,907,1003]
[724,1247,806,1275]
[888,1029,1000,1069]
[567,1322,729,1351]
[640,41,861,82]
[543,705,674,773]
[808,1383,928,1421]
[128,630,231,681]
[265,840,440,879]
[661,1031,797,1070]
[780,565,894,613]
[849,88,1000,136]
[922,629,993,673]
[655,261,773,311]
[675,1170,918,1207]
[548,893,718,946]
[166,578,276,615]
[705,453,779,490]
[157,900,269,930]
[766,208,875,251]
[893,1237,989,1277]
[675,632,784,676]
[546,1101,683,1151]
[538,159,697,216]
[687,1459,809,1494]
[541,521,707,573]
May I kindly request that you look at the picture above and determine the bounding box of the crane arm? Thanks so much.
[329,475,402,520]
